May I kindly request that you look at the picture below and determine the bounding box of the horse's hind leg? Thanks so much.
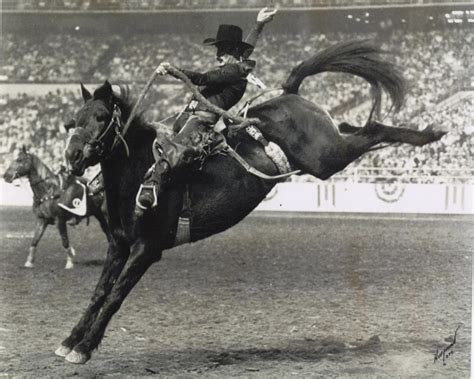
[55,238,130,357]
[25,219,48,268]
[65,240,159,364]
[366,121,447,146]
[338,122,363,134]
[57,219,75,269]
[290,119,446,181]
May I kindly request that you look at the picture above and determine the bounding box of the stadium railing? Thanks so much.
[330,167,474,183]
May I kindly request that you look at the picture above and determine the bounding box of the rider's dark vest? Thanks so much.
[178,60,255,112]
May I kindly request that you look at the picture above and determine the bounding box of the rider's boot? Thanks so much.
[136,124,224,212]
[136,164,160,211]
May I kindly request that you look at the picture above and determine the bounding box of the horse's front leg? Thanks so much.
[93,208,111,242]
[65,239,160,364]
[57,219,75,269]
[55,236,130,357]
[25,218,48,268]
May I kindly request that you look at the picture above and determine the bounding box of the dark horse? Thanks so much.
[57,41,446,363]
[3,146,110,269]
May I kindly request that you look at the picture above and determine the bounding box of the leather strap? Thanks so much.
[223,143,300,181]
[174,184,191,247]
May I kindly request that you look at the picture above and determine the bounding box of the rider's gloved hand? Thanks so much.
[257,7,277,24]
[155,62,171,76]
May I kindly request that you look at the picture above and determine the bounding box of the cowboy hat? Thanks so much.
[203,24,253,52]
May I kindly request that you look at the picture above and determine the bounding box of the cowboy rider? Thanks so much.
[137,7,277,209]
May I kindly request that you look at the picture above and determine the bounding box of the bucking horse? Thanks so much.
[3,146,110,268]
[57,40,446,363]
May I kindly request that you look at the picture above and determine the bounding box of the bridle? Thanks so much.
[9,154,38,183]
[11,153,63,203]
[84,103,129,159]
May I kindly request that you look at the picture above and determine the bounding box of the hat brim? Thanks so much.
[203,38,254,52]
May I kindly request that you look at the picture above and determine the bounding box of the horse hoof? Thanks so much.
[65,349,90,364]
[65,261,74,270]
[424,124,448,139]
[54,344,72,357]
[24,261,34,268]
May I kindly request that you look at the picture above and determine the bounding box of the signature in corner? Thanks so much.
[433,324,462,365]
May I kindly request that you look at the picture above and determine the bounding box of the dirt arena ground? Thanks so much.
[0,207,472,378]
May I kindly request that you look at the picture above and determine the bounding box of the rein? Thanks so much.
[88,71,161,159]
[29,176,54,187]
[165,65,261,134]
[237,88,283,117]
[28,172,63,204]
[162,65,300,180]
[100,66,298,181]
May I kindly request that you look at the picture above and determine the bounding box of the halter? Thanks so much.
[86,104,129,159]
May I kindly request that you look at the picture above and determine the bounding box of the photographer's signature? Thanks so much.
[433,325,462,366]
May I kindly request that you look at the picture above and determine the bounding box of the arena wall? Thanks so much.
[255,182,472,214]
[1,180,471,214]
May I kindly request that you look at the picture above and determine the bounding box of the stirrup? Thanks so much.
[135,184,158,210]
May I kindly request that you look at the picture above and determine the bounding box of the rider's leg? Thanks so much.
[136,116,211,210]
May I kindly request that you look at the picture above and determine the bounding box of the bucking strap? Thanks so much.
[223,143,300,181]
[173,184,191,247]
[245,125,295,175]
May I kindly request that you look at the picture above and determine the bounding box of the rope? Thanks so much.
[237,88,283,116]
[119,66,298,181]
[121,69,161,137]
[165,66,262,134]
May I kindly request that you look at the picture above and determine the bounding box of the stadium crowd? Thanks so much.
[1,28,472,182]
[4,0,430,11]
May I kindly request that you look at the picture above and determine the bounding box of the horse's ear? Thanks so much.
[81,83,92,103]
[111,84,122,98]
[64,119,76,132]
[93,81,113,103]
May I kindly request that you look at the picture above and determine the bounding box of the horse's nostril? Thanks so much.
[73,150,82,162]
[68,150,83,166]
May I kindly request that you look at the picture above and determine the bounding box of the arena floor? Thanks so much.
[0,207,472,378]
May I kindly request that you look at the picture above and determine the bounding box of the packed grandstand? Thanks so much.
[1,2,472,183]
[3,0,469,10]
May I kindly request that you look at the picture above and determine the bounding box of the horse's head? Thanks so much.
[3,146,34,183]
[65,81,124,176]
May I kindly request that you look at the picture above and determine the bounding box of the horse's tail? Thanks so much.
[282,39,406,120]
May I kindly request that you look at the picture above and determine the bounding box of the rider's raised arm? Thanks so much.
[243,7,277,59]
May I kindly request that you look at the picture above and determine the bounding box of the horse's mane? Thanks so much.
[110,84,140,124]
[30,154,55,179]
[111,84,157,147]
[25,153,62,192]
